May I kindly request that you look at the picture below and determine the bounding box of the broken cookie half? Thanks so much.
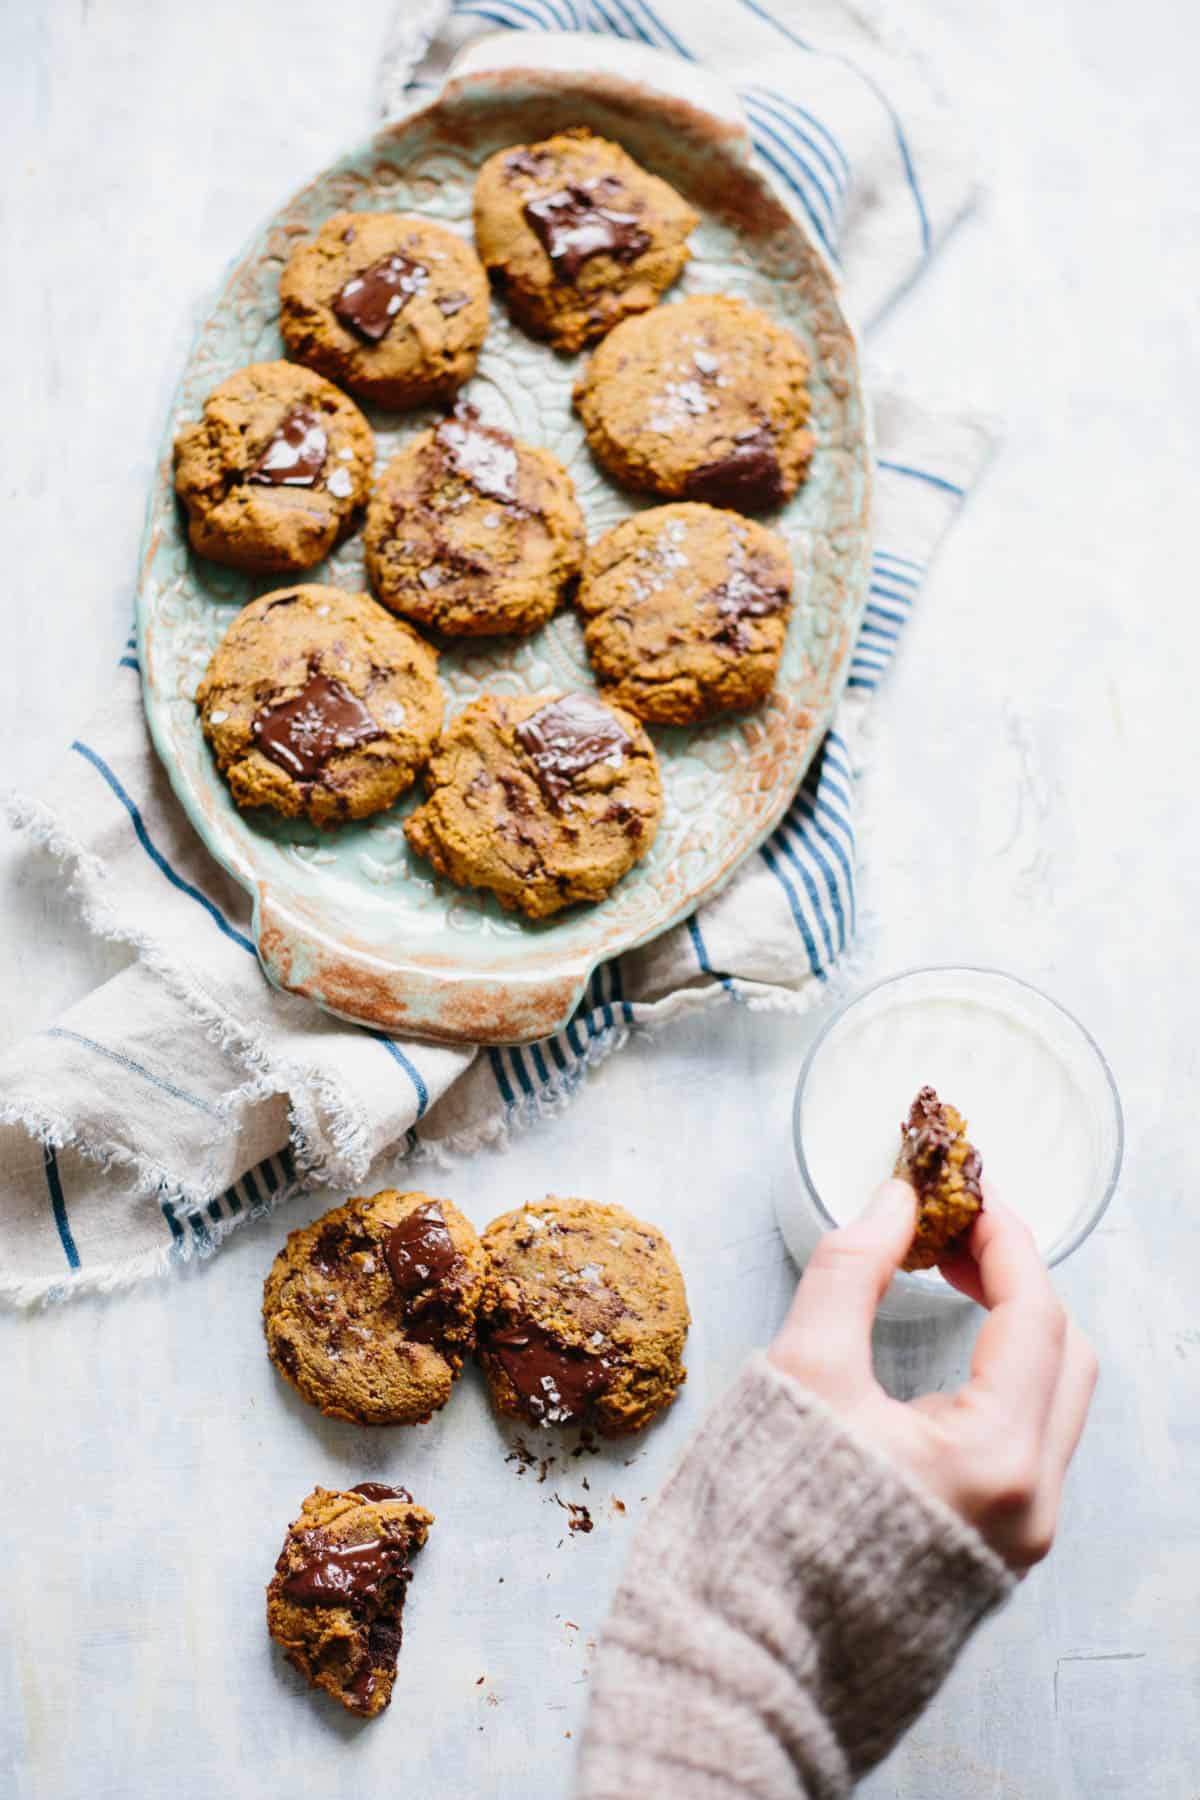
[267,1483,432,1717]
[894,1086,984,1271]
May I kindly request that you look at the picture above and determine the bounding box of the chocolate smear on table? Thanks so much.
[246,406,328,487]
[251,670,380,781]
[334,253,428,342]
[683,424,787,512]
[554,1495,595,1535]
[385,1203,461,1298]
[280,1536,412,1608]
[514,694,631,805]
[435,407,520,505]
[523,183,650,281]
[351,1483,414,1503]
[486,1321,613,1427]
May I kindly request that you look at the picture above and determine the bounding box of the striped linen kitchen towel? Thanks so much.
[0,0,992,1302]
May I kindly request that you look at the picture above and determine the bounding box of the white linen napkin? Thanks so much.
[0,0,993,1302]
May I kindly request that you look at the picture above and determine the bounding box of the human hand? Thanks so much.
[768,1181,1098,1571]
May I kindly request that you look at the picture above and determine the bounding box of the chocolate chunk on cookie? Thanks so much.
[266,1483,433,1716]
[894,1086,985,1271]
[280,212,489,410]
[574,294,813,512]
[262,1190,485,1425]
[404,691,663,919]
[473,129,697,352]
[578,502,794,723]
[477,1196,689,1437]
[364,406,585,637]
[173,361,373,573]
[196,584,443,827]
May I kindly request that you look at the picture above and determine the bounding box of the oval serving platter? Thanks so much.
[137,39,870,1048]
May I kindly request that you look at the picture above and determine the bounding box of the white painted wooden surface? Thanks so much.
[2,3,1198,1796]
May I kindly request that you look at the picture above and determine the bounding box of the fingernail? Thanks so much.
[859,1179,916,1224]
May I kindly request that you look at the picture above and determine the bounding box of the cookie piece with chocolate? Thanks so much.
[364,406,585,637]
[477,1196,689,1437]
[894,1086,985,1271]
[473,129,698,353]
[173,361,373,573]
[267,1483,433,1716]
[279,212,489,410]
[404,691,663,919]
[262,1190,485,1425]
[578,502,794,723]
[195,584,442,827]
[574,294,813,513]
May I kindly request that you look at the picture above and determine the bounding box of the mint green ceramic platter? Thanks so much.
[137,45,870,1045]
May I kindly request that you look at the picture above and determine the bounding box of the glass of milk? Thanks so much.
[781,967,1124,1319]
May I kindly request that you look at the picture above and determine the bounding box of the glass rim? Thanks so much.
[791,963,1125,1275]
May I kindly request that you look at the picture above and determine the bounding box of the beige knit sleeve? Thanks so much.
[574,1353,1014,1800]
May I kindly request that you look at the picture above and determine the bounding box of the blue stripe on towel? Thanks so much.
[608,956,635,1025]
[43,1027,225,1118]
[71,741,257,957]
[368,1033,430,1119]
[605,0,691,60]
[741,112,838,258]
[43,1147,81,1270]
[758,842,826,977]
[876,458,965,498]
[742,93,843,221]
[687,916,735,993]
[736,0,931,255]
[743,84,850,190]
[873,549,925,575]
[488,1047,516,1108]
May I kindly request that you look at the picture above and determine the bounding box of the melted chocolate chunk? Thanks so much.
[385,1203,461,1298]
[900,1087,984,1198]
[486,1322,613,1427]
[434,291,470,317]
[246,407,328,487]
[683,425,786,512]
[309,1218,375,1273]
[504,148,552,180]
[435,408,519,504]
[514,694,632,804]
[350,1483,414,1503]
[710,559,790,624]
[523,184,651,281]
[252,671,380,782]
[333,254,428,342]
[281,1537,411,1607]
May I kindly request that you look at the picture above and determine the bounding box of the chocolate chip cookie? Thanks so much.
[477,1196,689,1437]
[575,293,813,512]
[473,129,698,352]
[577,502,794,724]
[279,212,489,410]
[262,1190,485,1426]
[404,691,663,919]
[195,584,443,827]
[364,405,585,637]
[894,1087,985,1271]
[173,360,373,573]
[267,1483,433,1717]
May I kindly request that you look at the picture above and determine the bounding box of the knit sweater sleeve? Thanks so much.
[574,1353,1014,1800]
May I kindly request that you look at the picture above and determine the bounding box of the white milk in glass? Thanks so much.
[786,971,1121,1312]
